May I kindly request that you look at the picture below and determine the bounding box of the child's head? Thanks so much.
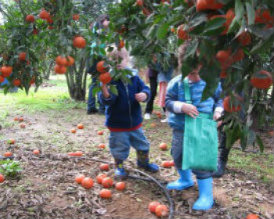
[96,14,110,29]
[178,41,201,76]
[107,45,131,69]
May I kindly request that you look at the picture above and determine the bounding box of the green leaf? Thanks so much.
[235,0,244,21]
[203,17,226,33]
[250,33,274,54]
[245,1,255,25]
[184,39,199,59]
[109,85,118,95]
[156,23,170,40]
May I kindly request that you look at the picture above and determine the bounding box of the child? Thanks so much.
[98,47,159,177]
[165,43,223,210]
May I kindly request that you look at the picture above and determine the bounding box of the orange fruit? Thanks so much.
[237,32,252,46]
[96,61,107,73]
[14,117,19,121]
[73,36,86,49]
[20,123,26,128]
[70,128,76,133]
[245,214,259,219]
[54,64,67,74]
[97,130,104,135]
[66,56,75,66]
[33,149,40,155]
[96,173,107,184]
[13,79,21,87]
[99,189,112,199]
[161,161,172,168]
[250,70,273,90]
[18,52,26,61]
[136,0,143,6]
[0,75,4,83]
[155,204,169,217]
[196,0,223,12]
[8,139,15,144]
[55,56,68,66]
[102,177,113,188]
[99,72,112,84]
[1,66,13,77]
[115,182,126,191]
[77,124,84,129]
[32,28,39,35]
[100,163,109,171]
[159,143,168,151]
[98,143,106,149]
[0,174,5,183]
[26,14,35,23]
[81,177,94,189]
[68,151,83,157]
[223,96,241,113]
[4,152,13,157]
[75,174,85,184]
[39,9,50,20]
[177,25,189,40]
[72,14,80,21]
[19,117,24,122]
[148,201,161,213]
[118,40,125,49]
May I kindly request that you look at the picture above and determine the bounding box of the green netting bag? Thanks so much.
[182,78,218,171]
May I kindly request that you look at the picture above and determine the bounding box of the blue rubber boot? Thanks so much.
[192,177,214,211]
[114,160,128,178]
[136,151,159,173]
[166,169,194,190]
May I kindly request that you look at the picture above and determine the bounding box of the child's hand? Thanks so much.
[213,111,222,127]
[135,92,147,102]
[181,103,199,118]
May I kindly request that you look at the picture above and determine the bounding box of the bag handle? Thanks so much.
[183,77,192,104]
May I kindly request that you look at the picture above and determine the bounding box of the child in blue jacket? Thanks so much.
[99,47,159,177]
[165,43,223,210]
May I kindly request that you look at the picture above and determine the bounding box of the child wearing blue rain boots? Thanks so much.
[99,46,159,178]
[165,43,223,211]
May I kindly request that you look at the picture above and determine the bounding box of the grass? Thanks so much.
[228,148,274,183]
[0,75,86,113]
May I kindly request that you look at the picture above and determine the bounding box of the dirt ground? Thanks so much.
[0,102,274,219]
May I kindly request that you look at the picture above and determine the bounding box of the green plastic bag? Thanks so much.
[182,78,218,171]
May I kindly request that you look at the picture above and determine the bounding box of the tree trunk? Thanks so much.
[65,55,87,101]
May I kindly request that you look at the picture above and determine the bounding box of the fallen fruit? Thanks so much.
[81,177,94,189]
[245,213,260,219]
[100,163,109,171]
[4,152,13,157]
[75,174,85,184]
[33,149,40,155]
[100,189,112,198]
[97,130,104,135]
[148,201,161,213]
[159,142,168,151]
[20,123,26,129]
[102,177,113,188]
[155,204,169,217]
[0,174,5,183]
[8,139,15,144]
[96,173,107,184]
[19,117,24,122]
[98,143,106,149]
[68,151,83,157]
[115,182,126,191]
[71,128,76,133]
[77,124,84,129]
